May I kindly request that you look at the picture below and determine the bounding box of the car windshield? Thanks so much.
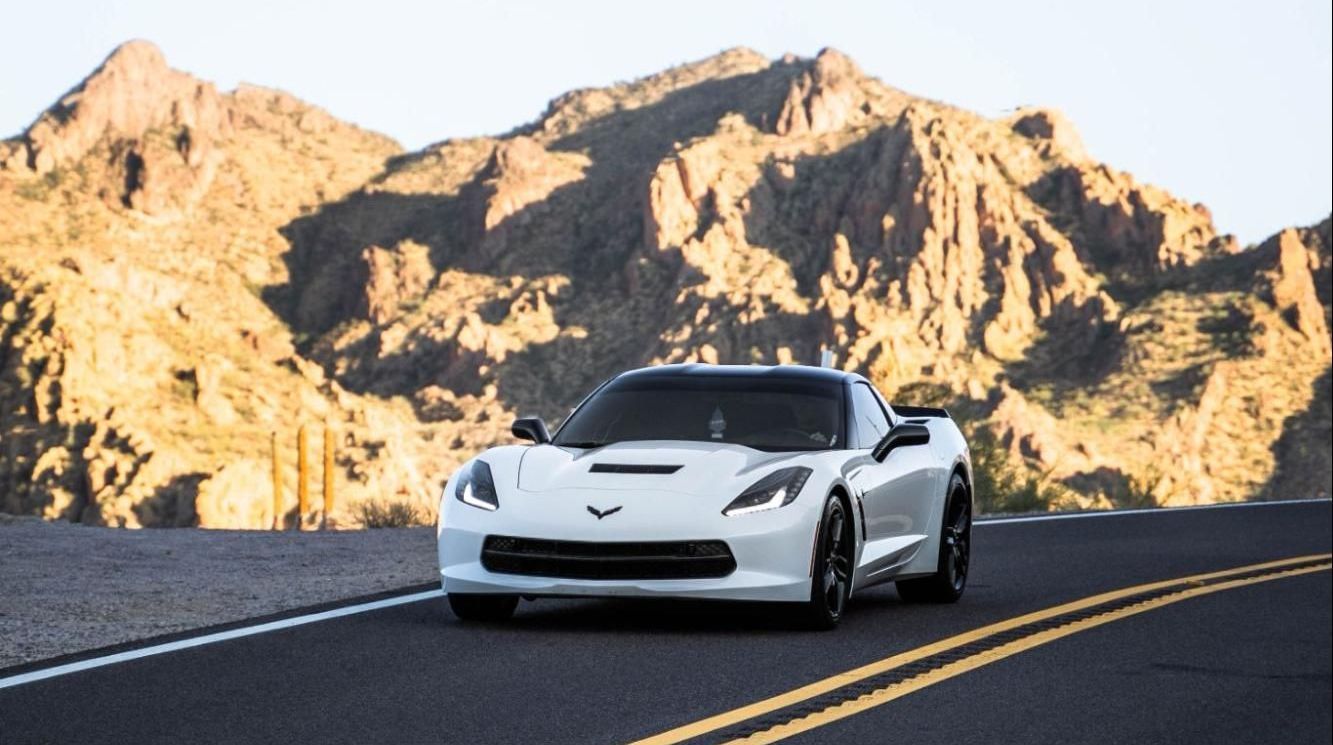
[553,374,845,452]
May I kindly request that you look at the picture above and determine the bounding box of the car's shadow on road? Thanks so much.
[456,585,921,635]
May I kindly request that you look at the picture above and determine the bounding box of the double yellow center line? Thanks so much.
[632,554,1333,745]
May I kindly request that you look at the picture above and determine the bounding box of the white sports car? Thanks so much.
[436,364,973,629]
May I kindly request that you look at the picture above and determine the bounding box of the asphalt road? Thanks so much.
[1,501,1329,745]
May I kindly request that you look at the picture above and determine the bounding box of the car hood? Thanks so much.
[516,441,803,496]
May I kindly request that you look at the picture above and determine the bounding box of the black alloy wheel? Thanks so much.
[802,495,854,629]
[896,472,971,603]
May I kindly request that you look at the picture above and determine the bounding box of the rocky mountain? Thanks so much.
[1,42,1328,527]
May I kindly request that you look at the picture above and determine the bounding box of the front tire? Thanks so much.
[448,592,519,622]
[896,472,971,603]
[799,495,854,630]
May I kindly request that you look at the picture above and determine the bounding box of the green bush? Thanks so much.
[969,431,1069,515]
[1112,469,1160,509]
[354,499,429,528]
[15,169,63,201]
[889,381,1070,514]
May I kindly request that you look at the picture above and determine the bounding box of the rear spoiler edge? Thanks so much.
[891,404,951,420]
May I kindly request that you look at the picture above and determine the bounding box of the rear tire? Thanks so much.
[798,495,854,630]
[896,472,971,604]
[448,592,519,622]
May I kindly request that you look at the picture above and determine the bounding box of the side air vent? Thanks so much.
[589,463,682,474]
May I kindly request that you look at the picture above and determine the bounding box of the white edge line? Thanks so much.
[976,497,1331,525]
[2,498,1328,690]
[0,589,443,691]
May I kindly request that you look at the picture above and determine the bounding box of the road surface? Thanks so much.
[1,501,1329,744]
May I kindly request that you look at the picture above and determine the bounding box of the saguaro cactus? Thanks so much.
[271,431,282,530]
[297,423,310,529]
[322,425,335,529]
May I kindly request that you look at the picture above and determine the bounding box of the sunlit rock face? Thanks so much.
[1,42,1328,526]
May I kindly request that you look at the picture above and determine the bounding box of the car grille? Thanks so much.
[481,535,737,580]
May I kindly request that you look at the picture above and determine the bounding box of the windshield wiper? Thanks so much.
[558,441,609,449]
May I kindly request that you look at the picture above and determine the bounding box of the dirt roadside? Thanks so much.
[0,515,437,669]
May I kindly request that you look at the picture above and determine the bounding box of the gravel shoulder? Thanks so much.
[0,515,437,669]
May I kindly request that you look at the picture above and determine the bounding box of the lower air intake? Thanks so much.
[481,535,736,580]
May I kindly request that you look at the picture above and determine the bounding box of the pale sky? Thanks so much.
[2,0,1329,244]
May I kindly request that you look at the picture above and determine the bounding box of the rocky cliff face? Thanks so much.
[1,43,1328,527]
[0,42,418,527]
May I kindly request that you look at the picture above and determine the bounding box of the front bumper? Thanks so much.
[437,490,821,603]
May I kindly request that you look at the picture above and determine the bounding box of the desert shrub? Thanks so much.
[969,431,1069,515]
[15,169,63,201]
[888,382,1062,513]
[1112,469,1161,509]
[170,369,199,401]
[354,499,430,528]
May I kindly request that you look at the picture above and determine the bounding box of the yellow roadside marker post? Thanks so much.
[297,424,310,530]
[270,431,282,531]
[322,426,335,530]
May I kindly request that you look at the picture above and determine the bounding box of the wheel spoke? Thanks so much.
[940,485,971,592]
[824,568,843,613]
[954,509,969,535]
[822,504,850,618]
[831,555,849,581]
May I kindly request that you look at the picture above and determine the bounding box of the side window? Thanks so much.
[850,383,892,449]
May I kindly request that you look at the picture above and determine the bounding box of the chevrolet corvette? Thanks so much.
[436,364,973,629]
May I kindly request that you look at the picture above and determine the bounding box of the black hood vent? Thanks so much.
[589,463,682,474]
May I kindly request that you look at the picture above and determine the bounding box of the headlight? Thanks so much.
[722,466,812,516]
[455,460,499,511]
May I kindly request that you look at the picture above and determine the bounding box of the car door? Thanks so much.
[845,382,938,574]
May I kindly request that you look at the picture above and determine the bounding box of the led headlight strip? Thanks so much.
[723,467,812,516]
[455,460,499,511]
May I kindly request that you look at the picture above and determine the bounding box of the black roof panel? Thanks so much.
[616,363,862,385]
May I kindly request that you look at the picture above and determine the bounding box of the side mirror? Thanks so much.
[872,422,930,462]
[511,417,551,445]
